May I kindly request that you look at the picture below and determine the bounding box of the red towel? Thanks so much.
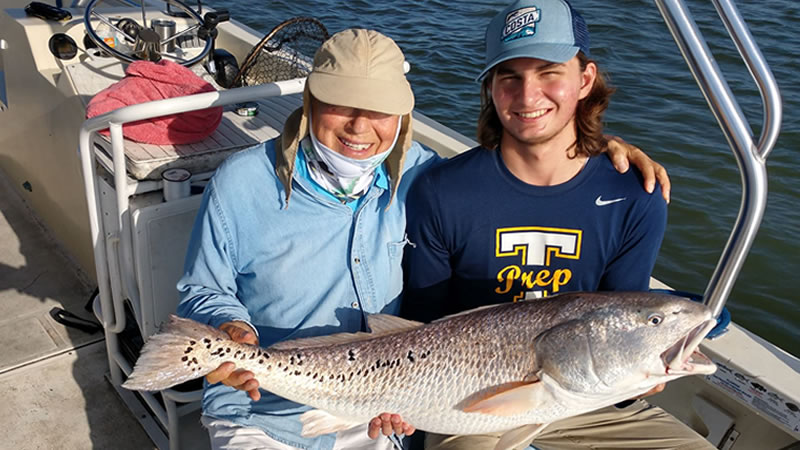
[87,60,223,145]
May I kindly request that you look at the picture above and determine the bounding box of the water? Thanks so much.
[212,0,799,356]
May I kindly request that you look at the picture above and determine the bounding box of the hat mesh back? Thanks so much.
[568,2,591,57]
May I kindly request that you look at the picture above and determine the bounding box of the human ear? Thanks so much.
[578,62,597,100]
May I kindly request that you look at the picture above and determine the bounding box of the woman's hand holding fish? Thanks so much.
[205,321,261,401]
[606,135,671,204]
[367,413,415,439]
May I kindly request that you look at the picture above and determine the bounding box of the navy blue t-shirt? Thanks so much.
[402,146,667,322]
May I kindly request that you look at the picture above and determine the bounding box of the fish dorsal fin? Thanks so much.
[495,423,548,450]
[268,315,423,351]
[367,314,424,334]
[268,330,374,350]
[462,376,546,416]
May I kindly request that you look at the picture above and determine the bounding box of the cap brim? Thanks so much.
[308,72,414,116]
[476,44,580,81]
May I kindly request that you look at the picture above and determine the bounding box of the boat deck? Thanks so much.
[0,166,154,449]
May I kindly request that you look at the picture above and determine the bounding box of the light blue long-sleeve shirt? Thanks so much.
[177,138,439,450]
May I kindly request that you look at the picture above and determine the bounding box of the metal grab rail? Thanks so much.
[653,0,782,319]
[79,78,306,449]
[79,77,305,335]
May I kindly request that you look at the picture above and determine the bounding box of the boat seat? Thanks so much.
[66,58,301,180]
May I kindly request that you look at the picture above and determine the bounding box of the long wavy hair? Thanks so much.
[477,52,614,157]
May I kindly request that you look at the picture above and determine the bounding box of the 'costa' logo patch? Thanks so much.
[502,6,541,42]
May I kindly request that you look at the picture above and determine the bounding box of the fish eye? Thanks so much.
[647,313,664,326]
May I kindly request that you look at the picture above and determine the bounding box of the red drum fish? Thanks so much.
[123,291,716,449]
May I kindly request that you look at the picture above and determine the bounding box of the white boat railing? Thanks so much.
[78,77,306,450]
[653,0,782,319]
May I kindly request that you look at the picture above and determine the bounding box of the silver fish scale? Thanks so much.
[231,301,561,434]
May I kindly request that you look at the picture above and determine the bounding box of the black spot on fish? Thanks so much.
[182,356,188,362]
[203,338,211,344]
[184,348,193,354]
[348,349,357,361]
[206,344,212,349]
[277,362,282,368]
[375,360,381,369]
[348,372,354,381]
[215,338,223,342]
[258,359,264,364]
[297,359,303,366]
[284,366,289,372]
[189,340,196,345]
[192,357,198,364]
[250,353,256,359]
[357,369,362,376]
[407,351,415,363]
[290,356,295,364]
[234,351,241,358]
[294,370,301,376]
[313,373,318,379]
[329,374,334,380]
[263,353,270,359]
[226,348,231,353]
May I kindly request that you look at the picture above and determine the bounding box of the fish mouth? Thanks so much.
[661,319,717,376]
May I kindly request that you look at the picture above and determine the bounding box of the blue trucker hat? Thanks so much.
[477,0,591,81]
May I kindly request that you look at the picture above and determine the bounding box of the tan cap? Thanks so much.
[308,28,414,115]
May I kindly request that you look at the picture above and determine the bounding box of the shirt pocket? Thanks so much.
[388,234,414,259]
[385,236,412,304]
[388,241,405,259]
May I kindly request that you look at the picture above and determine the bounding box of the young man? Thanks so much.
[401,1,715,449]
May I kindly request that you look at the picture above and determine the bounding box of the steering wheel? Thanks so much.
[83,0,213,66]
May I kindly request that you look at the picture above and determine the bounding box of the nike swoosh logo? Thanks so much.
[595,195,626,206]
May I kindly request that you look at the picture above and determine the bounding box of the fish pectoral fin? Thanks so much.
[462,380,546,416]
[495,423,549,450]
[299,409,364,437]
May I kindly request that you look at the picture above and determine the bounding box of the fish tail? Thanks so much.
[122,315,230,391]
